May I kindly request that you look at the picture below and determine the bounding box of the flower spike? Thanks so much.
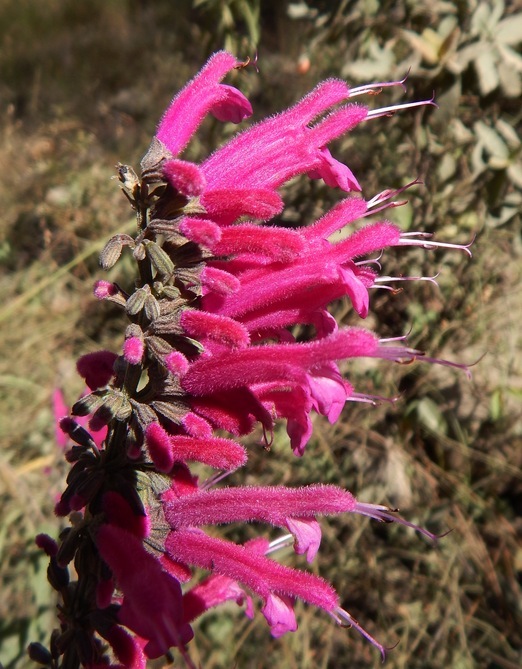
[38,52,473,667]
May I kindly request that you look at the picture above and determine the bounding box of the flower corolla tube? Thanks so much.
[32,52,472,668]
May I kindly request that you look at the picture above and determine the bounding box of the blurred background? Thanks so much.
[0,1,521,667]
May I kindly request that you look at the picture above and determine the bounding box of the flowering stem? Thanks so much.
[36,52,471,668]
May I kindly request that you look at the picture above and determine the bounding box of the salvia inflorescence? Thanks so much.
[31,52,472,668]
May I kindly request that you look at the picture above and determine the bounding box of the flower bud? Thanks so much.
[27,642,53,665]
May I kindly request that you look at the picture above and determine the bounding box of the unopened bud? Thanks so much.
[59,417,96,449]
[123,336,144,365]
[47,556,69,590]
[35,534,58,557]
[93,279,117,299]
[27,642,52,665]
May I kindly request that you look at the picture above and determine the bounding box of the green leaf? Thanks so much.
[495,118,521,149]
[496,13,522,46]
[416,397,448,436]
[471,2,493,37]
[507,163,522,189]
[474,49,499,96]
[498,59,522,98]
[474,121,509,160]
[498,43,522,72]
[490,388,503,420]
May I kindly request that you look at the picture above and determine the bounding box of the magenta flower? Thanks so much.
[96,523,194,658]
[36,52,472,668]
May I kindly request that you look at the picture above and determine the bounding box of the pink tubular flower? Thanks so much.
[76,350,118,391]
[52,388,71,450]
[182,571,253,624]
[165,529,339,616]
[96,524,194,658]
[97,625,147,669]
[38,52,472,668]
[158,478,438,653]
[157,51,252,156]
[123,336,144,365]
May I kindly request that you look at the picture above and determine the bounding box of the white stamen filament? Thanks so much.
[266,534,294,554]
[347,392,399,406]
[375,272,440,287]
[349,73,409,99]
[366,96,437,119]
[399,232,474,257]
[366,178,423,209]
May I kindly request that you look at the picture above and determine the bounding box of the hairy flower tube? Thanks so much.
[33,51,472,668]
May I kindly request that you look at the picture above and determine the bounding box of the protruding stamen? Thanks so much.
[235,52,259,73]
[399,232,474,257]
[375,272,441,288]
[372,284,403,293]
[201,470,233,491]
[349,72,410,99]
[331,607,387,661]
[377,345,422,363]
[355,502,441,541]
[366,178,423,210]
[266,534,295,555]
[377,340,472,378]
[418,355,472,380]
[379,332,411,343]
[366,95,437,120]
[347,392,400,406]
[356,251,383,270]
